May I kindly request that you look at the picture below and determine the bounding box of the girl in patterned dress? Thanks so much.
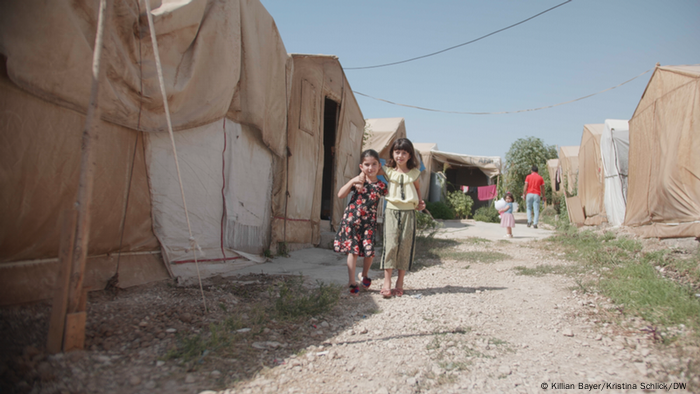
[334,149,387,295]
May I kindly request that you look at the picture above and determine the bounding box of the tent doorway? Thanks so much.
[321,98,339,221]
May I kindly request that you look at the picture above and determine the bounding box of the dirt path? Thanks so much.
[1,222,694,394]
[212,238,684,394]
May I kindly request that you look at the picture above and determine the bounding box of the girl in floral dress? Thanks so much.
[334,149,387,295]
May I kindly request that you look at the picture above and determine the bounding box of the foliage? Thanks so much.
[361,123,372,147]
[271,275,341,319]
[416,211,442,237]
[446,190,474,219]
[473,206,500,223]
[426,201,455,220]
[503,136,558,206]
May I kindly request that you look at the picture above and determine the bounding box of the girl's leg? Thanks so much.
[347,253,358,285]
[394,269,406,296]
[507,227,512,237]
[361,256,373,279]
[381,269,393,297]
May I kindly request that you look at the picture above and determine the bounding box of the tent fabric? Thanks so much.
[0,67,159,263]
[601,119,630,227]
[270,55,364,247]
[414,143,438,200]
[145,119,274,265]
[363,118,407,160]
[578,124,607,226]
[0,0,290,153]
[558,146,580,195]
[546,159,561,194]
[0,0,294,301]
[624,65,700,238]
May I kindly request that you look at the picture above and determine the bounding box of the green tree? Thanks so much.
[503,136,558,206]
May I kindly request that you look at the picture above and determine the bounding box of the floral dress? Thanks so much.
[333,180,388,257]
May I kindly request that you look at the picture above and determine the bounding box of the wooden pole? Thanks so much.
[61,0,112,351]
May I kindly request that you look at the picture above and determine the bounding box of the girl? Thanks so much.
[499,192,516,238]
[334,149,387,295]
[378,138,425,298]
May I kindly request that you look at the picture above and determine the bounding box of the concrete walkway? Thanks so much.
[230,213,555,286]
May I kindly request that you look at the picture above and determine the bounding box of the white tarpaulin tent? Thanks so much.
[601,119,630,227]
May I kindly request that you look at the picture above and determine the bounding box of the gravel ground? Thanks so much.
[1,230,698,394]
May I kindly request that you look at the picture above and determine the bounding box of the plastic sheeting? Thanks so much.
[601,119,630,227]
[578,124,607,226]
[624,65,700,238]
[145,119,274,265]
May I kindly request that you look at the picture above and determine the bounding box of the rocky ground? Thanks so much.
[1,229,698,394]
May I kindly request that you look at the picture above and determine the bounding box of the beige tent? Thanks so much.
[0,0,298,304]
[420,149,501,210]
[624,65,700,239]
[413,143,439,200]
[578,124,607,226]
[270,54,365,249]
[363,118,407,160]
[546,159,561,195]
[559,146,580,196]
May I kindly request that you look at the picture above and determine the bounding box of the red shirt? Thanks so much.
[525,172,544,195]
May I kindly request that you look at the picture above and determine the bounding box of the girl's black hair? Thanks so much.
[505,192,514,201]
[386,138,420,169]
[360,149,380,162]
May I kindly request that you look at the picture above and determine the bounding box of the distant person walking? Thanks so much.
[522,165,545,228]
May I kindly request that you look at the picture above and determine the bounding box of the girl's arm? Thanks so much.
[413,179,426,211]
[337,174,364,199]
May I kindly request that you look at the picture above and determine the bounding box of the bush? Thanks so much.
[446,191,474,219]
[473,206,500,223]
[416,211,442,237]
[426,201,454,220]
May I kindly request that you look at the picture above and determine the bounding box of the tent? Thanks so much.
[413,143,438,201]
[600,119,630,227]
[578,124,607,226]
[363,118,407,160]
[419,149,501,211]
[270,54,365,248]
[0,0,337,304]
[558,146,580,196]
[624,65,700,239]
[546,159,562,195]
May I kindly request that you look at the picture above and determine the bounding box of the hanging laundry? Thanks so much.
[477,185,497,201]
[460,185,469,193]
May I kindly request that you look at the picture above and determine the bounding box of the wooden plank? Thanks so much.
[46,210,77,354]
[63,312,87,352]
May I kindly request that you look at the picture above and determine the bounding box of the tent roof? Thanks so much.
[583,123,605,137]
[414,142,439,154]
[559,146,580,158]
[428,149,501,178]
[363,118,406,159]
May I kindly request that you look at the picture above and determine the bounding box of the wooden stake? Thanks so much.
[47,210,78,354]
[61,0,112,351]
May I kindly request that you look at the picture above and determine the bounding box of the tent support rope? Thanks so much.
[144,0,207,312]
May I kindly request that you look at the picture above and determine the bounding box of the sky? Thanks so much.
[260,0,700,161]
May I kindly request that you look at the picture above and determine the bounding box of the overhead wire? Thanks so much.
[346,0,572,70]
[352,67,654,115]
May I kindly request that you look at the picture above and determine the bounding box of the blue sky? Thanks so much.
[261,1,700,160]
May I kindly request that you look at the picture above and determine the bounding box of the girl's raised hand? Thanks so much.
[353,172,366,191]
